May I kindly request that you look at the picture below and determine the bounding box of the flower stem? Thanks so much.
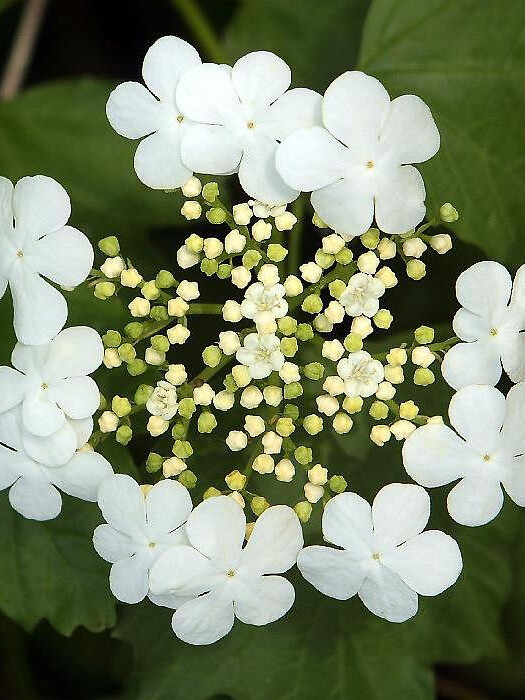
[170,0,227,64]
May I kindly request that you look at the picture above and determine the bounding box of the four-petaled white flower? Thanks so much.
[149,496,303,645]
[339,273,385,317]
[240,282,288,330]
[0,176,94,344]
[0,409,112,520]
[442,261,525,390]
[176,51,322,205]
[0,327,102,466]
[146,380,179,420]
[236,333,285,379]
[93,474,193,604]
[403,384,525,527]
[276,71,440,236]
[298,483,462,622]
[337,351,384,397]
[106,36,201,189]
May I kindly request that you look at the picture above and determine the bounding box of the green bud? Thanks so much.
[335,248,353,265]
[202,345,222,367]
[156,269,176,289]
[112,396,131,418]
[225,470,247,491]
[440,202,459,223]
[151,335,170,353]
[284,382,303,399]
[313,314,332,333]
[294,501,313,523]
[303,414,323,435]
[251,496,270,516]
[124,322,143,340]
[186,233,203,254]
[414,367,435,386]
[374,309,393,329]
[171,422,187,440]
[217,263,232,279]
[344,333,363,352]
[173,440,193,459]
[150,305,169,322]
[203,486,222,499]
[118,343,136,363]
[284,404,300,421]
[360,228,380,249]
[206,207,227,224]
[294,446,312,465]
[312,212,327,228]
[146,452,164,473]
[198,411,217,434]
[223,374,238,394]
[329,279,346,298]
[277,316,297,336]
[295,323,314,342]
[301,294,323,314]
[116,425,132,446]
[343,396,363,414]
[134,384,154,405]
[303,362,324,381]
[329,475,347,494]
[267,243,288,262]
[127,359,148,376]
[414,325,435,344]
[200,258,218,276]
[369,401,389,420]
[314,250,334,269]
[280,337,298,358]
[276,417,295,437]
[242,249,262,269]
[98,235,120,257]
[178,469,197,489]
[94,281,115,300]
[178,397,196,419]
[142,281,160,300]
[202,181,219,203]
[103,330,121,348]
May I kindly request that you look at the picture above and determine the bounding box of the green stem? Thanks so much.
[187,303,223,315]
[170,0,227,63]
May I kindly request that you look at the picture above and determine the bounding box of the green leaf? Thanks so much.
[0,494,115,635]
[358,0,525,265]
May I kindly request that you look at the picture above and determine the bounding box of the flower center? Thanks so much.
[483,454,491,462]
[246,120,255,129]
[41,382,49,390]
[372,552,381,561]
[366,160,375,169]
[16,250,24,258]
[148,542,157,548]
[490,327,498,336]
[176,114,184,123]
[226,568,236,577]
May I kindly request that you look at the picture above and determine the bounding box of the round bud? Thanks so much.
[181,201,202,220]
[294,501,313,523]
[284,275,303,297]
[414,367,435,386]
[98,411,119,433]
[202,182,219,203]
[369,401,389,420]
[251,496,270,516]
[360,228,380,249]
[116,425,133,446]
[370,424,391,446]
[440,202,459,223]
[146,452,164,473]
[98,235,120,256]
[181,176,202,198]
[233,203,252,226]
[225,470,247,491]
[304,483,324,503]
[332,412,353,434]
[147,415,169,437]
[294,446,312,465]
[173,440,193,459]
[245,415,265,437]
[226,430,248,452]
[406,259,426,280]
[275,459,295,482]
[178,470,197,489]
[414,325,435,344]
[198,412,217,434]
[163,456,186,477]
[329,475,347,493]
[112,395,131,418]
[267,244,287,262]
[206,207,227,224]
[430,233,452,254]
[253,454,275,474]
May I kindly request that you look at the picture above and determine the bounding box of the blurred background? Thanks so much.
[0,1,525,698]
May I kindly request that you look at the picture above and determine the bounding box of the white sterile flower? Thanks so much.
[297,483,462,622]
[0,408,112,520]
[276,71,440,237]
[236,333,285,379]
[0,176,94,344]
[240,282,288,330]
[403,383,525,527]
[0,327,103,466]
[337,351,384,398]
[149,496,303,645]
[93,474,192,605]
[146,381,179,420]
[106,36,202,189]
[339,273,385,318]
[441,261,525,389]
[176,51,322,205]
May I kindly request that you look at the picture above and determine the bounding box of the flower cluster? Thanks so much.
[0,34,523,646]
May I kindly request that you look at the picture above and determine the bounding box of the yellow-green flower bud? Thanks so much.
[206,207,227,224]
[329,475,347,493]
[440,202,459,223]
[344,333,363,352]
[217,263,232,279]
[202,181,219,203]
[242,249,262,269]
[267,243,287,262]
[200,258,218,276]
[173,440,193,459]
[171,422,186,439]
[146,452,163,473]
[134,384,153,405]
[103,330,121,348]
[294,446,312,465]
[374,309,393,329]
[94,281,115,300]
[312,212,327,228]
[343,396,363,414]
[141,281,160,300]
[151,306,168,322]
[406,259,426,280]
[178,470,197,489]
[295,323,314,342]
[127,359,147,376]
[303,414,323,435]
[156,270,176,289]
[280,337,298,358]
[278,316,297,336]
[332,412,353,434]
[335,248,353,265]
[414,325,434,344]
[186,233,203,254]
[203,486,222,499]
[118,343,136,362]
[294,501,313,523]
[112,395,131,418]
[276,417,295,437]
[369,401,389,420]
[284,381,303,399]
[251,496,270,516]
[400,400,419,420]
[202,345,222,367]
[116,425,132,446]
[198,411,217,434]
[225,470,247,491]
[414,368,435,386]
[223,374,238,394]
[303,362,324,381]
[124,322,143,340]
[302,294,323,314]
[98,235,120,256]
[284,403,299,421]
[151,335,169,353]
[328,279,346,298]
[315,250,334,269]
[178,398,196,419]
[360,228,380,249]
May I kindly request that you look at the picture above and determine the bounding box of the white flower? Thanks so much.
[0,327,102,466]
[176,51,321,205]
[337,351,384,397]
[297,484,462,622]
[339,273,385,317]
[240,282,288,330]
[149,496,303,645]
[0,176,93,344]
[441,261,525,389]
[106,36,201,189]
[276,71,440,236]
[0,408,112,520]
[93,474,192,605]
[146,381,179,420]
[236,333,285,379]
[403,384,525,526]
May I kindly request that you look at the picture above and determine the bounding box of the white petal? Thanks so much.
[93,524,135,563]
[322,491,373,556]
[32,226,93,287]
[186,496,245,569]
[448,385,505,450]
[263,88,322,141]
[176,63,240,124]
[323,71,391,149]
[358,565,418,623]
[13,176,71,244]
[149,545,219,598]
[180,124,242,176]
[502,382,525,454]
[240,505,303,575]
[239,135,297,205]
[402,424,473,487]
[0,407,23,450]
[70,416,93,448]
[10,267,67,345]
[134,129,193,190]
[172,588,235,645]
[447,475,504,526]
[502,456,525,506]
[106,81,164,138]
[145,479,192,539]
[22,394,65,437]
[380,95,440,164]
[311,177,374,237]
[0,366,26,413]
[0,443,25,489]
[456,261,512,325]
[46,450,113,501]
[9,476,62,520]
[276,126,349,191]
[142,35,201,103]
[109,551,150,603]
[49,377,99,420]
[373,165,426,234]
[97,473,147,540]
[148,591,192,610]
[441,341,502,390]
[297,545,367,600]
[384,530,462,596]
[452,308,488,342]
[11,343,48,374]
[234,574,294,625]
[500,333,525,384]
[372,483,430,549]
[0,176,14,233]
[44,326,103,378]
[506,264,525,329]
[22,418,77,466]
[232,51,290,110]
